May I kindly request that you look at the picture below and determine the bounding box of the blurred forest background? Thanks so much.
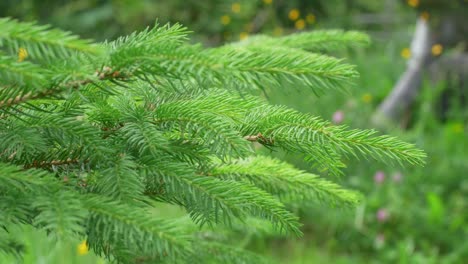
[1,0,467,263]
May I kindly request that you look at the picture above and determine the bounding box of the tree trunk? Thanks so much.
[372,17,431,126]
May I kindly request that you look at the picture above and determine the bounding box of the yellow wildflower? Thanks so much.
[407,0,419,8]
[295,19,305,30]
[273,27,283,36]
[18,47,28,62]
[239,32,249,40]
[220,15,231,25]
[231,3,241,13]
[420,11,430,21]
[431,44,443,56]
[306,13,316,24]
[288,9,300,21]
[77,240,89,255]
[362,93,372,103]
[263,0,272,4]
[401,48,411,59]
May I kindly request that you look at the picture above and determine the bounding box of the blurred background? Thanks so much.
[1,0,467,263]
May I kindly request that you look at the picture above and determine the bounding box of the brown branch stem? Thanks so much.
[0,66,124,109]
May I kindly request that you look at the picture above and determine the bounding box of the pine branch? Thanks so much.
[0,163,55,191]
[91,154,144,203]
[0,190,33,226]
[21,113,106,163]
[212,156,362,207]
[141,161,302,236]
[207,45,359,93]
[32,190,87,237]
[240,105,426,172]
[109,22,189,50]
[0,17,101,60]
[0,18,426,262]
[23,158,84,169]
[0,89,55,109]
[0,121,48,163]
[84,195,193,261]
[0,54,49,90]
[120,121,171,156]
[109,37,358,94]
[153,101,252,159]
[0,64,125,109]
[0,164,86,237]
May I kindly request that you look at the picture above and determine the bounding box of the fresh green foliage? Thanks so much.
[0,18,425,263]
[262,37,467,264]
[0,18,101,60]
[211,156,362,206]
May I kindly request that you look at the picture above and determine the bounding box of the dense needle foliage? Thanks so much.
[0,18,425,263]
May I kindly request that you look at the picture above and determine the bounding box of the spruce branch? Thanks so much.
[0,18,426,262]
[0,17,102,60]
[240,105,426,171]
[109,38,358,94]
[0,163,56,191]
[84,195,193,261]
[153,101,252,159]
[0,54,49,89]
[0,90,55,109]
[142,161,302,236]
[23,158,83,169]
[32,189,87,237]
[0,65,124,109]
[92,154,144,203]
[212,156,362,207]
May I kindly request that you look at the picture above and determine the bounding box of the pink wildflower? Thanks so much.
[374,171,385,184]
[332,110,344,124]
[376,208,389,222]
